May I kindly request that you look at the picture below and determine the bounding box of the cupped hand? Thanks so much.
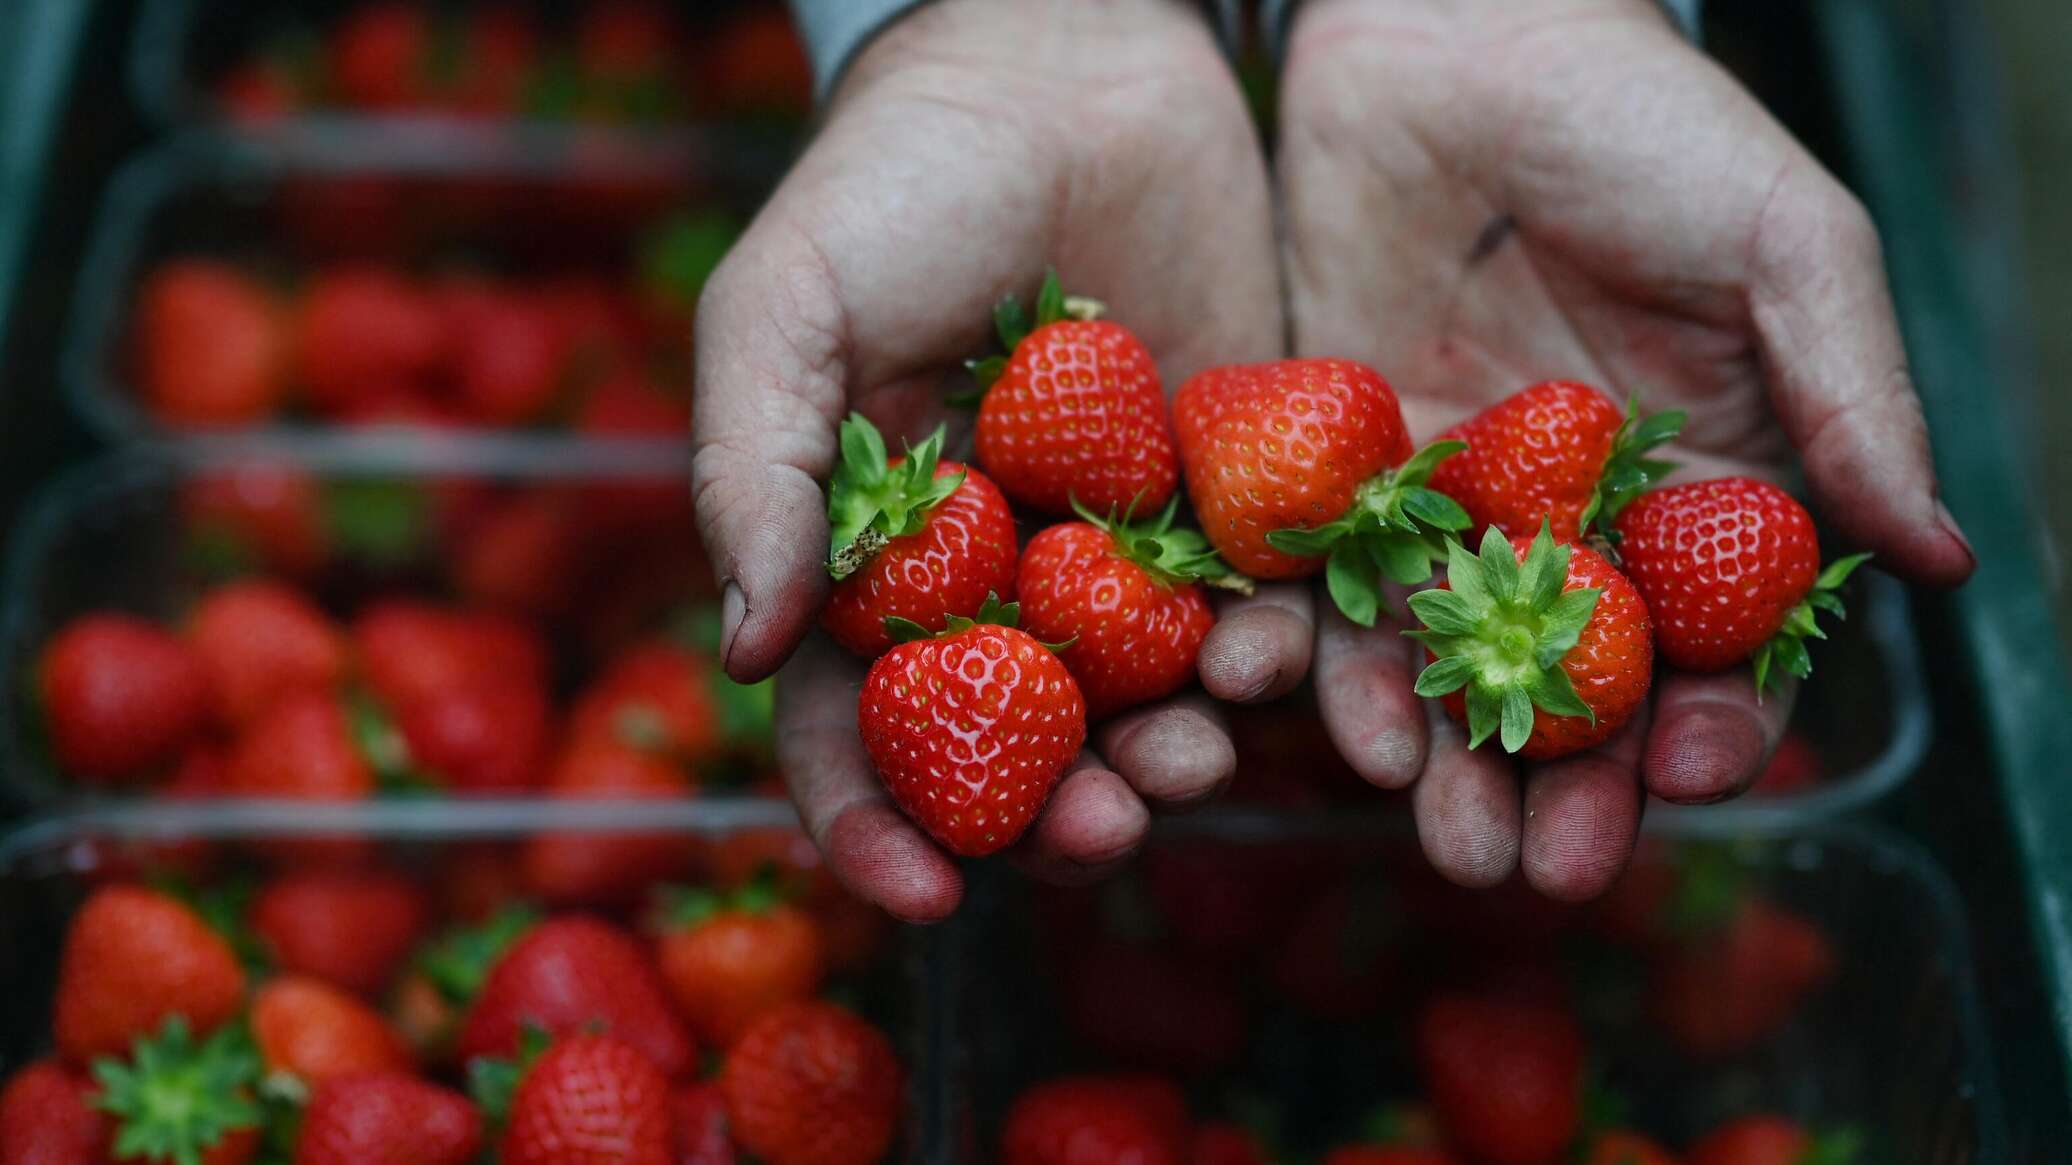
[692,0,1283,921]
[1266,0,1975,899]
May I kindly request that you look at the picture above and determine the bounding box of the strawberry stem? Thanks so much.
[1265,439,1471,626]
[94,1017,263,1165]
[1582,397,1685,540]
[1751,552,1871,699]
[960,269,1094,398]
[825,414,964,581]
[1070,494,1253,595]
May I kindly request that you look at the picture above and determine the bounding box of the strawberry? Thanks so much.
[1687,1118,1858,1165]
[328,2,432,109]
[722,1001,902,1165]
[216,60,305,124]
[576,2,688,121]
[134,260,283,427]
[677,1081,737,1165]
[576,371,692,438]
[394,905,540,1061]
[1750,731,1821,796]
[55,885,246,1063]
[296,1072,483,1165]
[0,1058,108,1164]
[449,489,590,619]
[1581,1130,1680,1165]
[1424,381,1684,542]
[250,868,429,997]
[493,1035,674,1165]
[964,272,1178,516]
[293,267,444,416]
[225,691,374,801]
[1649,896,1836,1057]
[187,579,347,729]
[521,741,698,906]
[1409,524,1653,758]
[651,876,827,1049]
[822,414,1019,657]
[445,6,540,116]
[396,678,554,792]
[1612,477,1869,694]
[252,976,414,1086]
[1017,498,1248,718]
[1191,1123,1272,1165]
[999,1075,1188,1165]
[858,596,1087,856]
[38,614,212,784]
[354,601,547,711]
[568,640,720,764]
[1173,359,1465,623]
[1268,881,1400,1022]
[698,4,812,118]
[1415,991,1584,1165]
[180,465,329,578]
[445,288,569,425]
[457,914,696,1078]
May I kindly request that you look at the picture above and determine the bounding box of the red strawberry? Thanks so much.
[252,976,414,1086]
[858,597,1087,856]
[1687,1118,1858,1165]
[722,1001,902,1165]
[1416,991,1584,1165]
[577,2,683,93]
[38,614,212,784]
[966,272,1178,516]
[1612,477,1868,693]
[445,289,569,425]
[216,60,304,124]
[134,260,283,427]
[1649,897,1836,1057]
[449,489,590,619]
[458,914,696,1078]
[296,1072,483,1165]
[250,868,429,997]
[187,579,347,728]
[1017,499,1248,718]
[1269,881,1400,1021]
[396,678,554,792]
[445,6,540,116]
[1424,381,1683,541]
[822,415,1019,657]
[0,1058,108,1164]
[1191,1123,1271,1165]
[999,1075,1188,1165]
[698,4,811,118]
[393,905,539,1062]
[91,1018,263,1165]
[1061,943,1246,1076]
[577,371,691,437]
[1173,359,1464,623]
[1410,525,1653,758]
[521,742,698,906]
[329,2,431,109]
[568,640,720,764]
[1750,731,1821,796]
[1581,1130,1680,1165]
[294,267,443,415]
[225,691,374,801]
[677,1081,737,1165]
[498,1035,674,1165]
[652,877,827,1049]
[54,885,246,1063]
[181,464,329,578]
[354,601,547,710]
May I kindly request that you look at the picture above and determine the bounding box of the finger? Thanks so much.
[1643,669,1797,804]
[1096,695,1237,809]
[1410,698,1520,888]
[692,215,852,683]
[1520,708,1652,904]
[775,635,962,922]
[1196,583,1315,703]
[1011,752,1151,885]
[1750,169,1974,587]
[1314,601,1427,789]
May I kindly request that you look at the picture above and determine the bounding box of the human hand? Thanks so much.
[692,0,1283,920]
[1267,0,1974,899]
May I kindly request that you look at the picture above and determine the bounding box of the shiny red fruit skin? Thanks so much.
[250,868,428,998]
[859,624,1086,857]
[55,885,247,1063]
[1174,359,1414,579]
[1416,993,1584,1165]
[294,268,444,415]
[297,1073,482,1165]
[657,904,826,1050]
[521,742,695,906]
[1649,899,1837,1057]
[722,1002,903,1165]
[354,602,547,711]
[1016,522,1214,719]
[568,641,718,763]
[446,290,569,425]
[135,260,283,427]
[0,1058,109,1162]
[1436,537,1653,759]
[1425,381,1626,539]
[999,1075,1188,1165]
[251,977,413,1085]
[977,319,1178,516]
[187,579,347,729]
[226,693,374,800]
[1611,477,1822,672]
[458,915,695,1079]
[503,1036,674,1165]
[39,614,212,784]
[399,680,554,792]
[1686,1117,1812,1165]
[822,461,1018,658]
[675,1081,737,1165]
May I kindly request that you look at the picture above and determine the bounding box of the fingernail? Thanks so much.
[719,581,746,670]
[1934,500,1976,568]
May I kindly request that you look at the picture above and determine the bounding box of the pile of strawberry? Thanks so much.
[994,840,1848,1165]
[0,828,902,1165]
[828,273,1869,853]
[129,210,731,430]
[212,1,810,127]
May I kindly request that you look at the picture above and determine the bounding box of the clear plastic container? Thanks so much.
[61,127,776,446]
[943,814,2006,1164]
[0,798,949,1163]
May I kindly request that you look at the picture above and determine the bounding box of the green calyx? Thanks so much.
[826,413,964,581]
[1662,843,1750,938]
[883,592,1075,651]
[1265,439,1472,628]
[960,268,1105,397]
[415,905,542,1006]
[1073,495,1254,596]
[659,867,787,931]
[640,211,741,311]
[94,1017,263,1165]
[1583,397,1686,539]
[1799,1128,1865,1165]
[468,1024,554,1129]
[1406,522,1601,754]
[1752,553,1871,700]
